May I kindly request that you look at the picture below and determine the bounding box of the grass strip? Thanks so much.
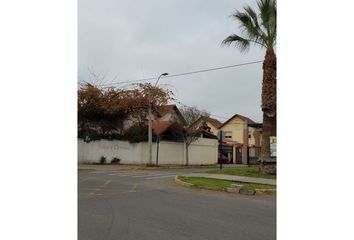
[177,176,275,191]
[206,166,276,179]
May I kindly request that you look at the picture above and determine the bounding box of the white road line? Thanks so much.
[78,177,94,183]
[118,173,145,177]
[91,171,128,174]
[145,174,176,180]
[88,180,112,196]
[129,184,138,192]
[131,173,172,178]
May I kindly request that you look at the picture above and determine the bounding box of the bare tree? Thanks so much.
[169,105,210,165]
[179,105,210,126]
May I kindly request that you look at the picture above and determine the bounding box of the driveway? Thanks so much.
[79,167,276,240]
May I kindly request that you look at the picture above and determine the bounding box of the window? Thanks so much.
[225,132,232,138]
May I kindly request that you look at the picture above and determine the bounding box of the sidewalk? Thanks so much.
[78,164,220,171]
[183,173,276,186]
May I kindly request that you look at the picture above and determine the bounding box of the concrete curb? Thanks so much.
[174,176,226,192]
[255,189,277,195]
[239,189,256,195]
[174,176,194,187]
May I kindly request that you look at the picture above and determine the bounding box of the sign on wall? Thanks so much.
[217,131,225,140]
[270,136,276,157]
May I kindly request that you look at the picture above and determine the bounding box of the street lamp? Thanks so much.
[148,73,168,166]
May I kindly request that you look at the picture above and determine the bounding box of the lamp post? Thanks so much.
[148,72,168,166]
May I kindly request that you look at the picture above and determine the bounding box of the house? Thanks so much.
[154,105,187,125]
[218,114,262,165]
[190,116,223,135]
[122,104,187,133]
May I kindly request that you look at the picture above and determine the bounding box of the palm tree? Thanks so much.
[222,0,276,173]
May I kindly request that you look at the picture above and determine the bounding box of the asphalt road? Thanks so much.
[78,167,276,240]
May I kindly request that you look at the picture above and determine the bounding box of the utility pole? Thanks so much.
[148,73,168,166]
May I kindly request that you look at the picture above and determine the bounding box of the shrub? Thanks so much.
[100,156,106,164]
[124,125,158,143]
[111,157,121,164]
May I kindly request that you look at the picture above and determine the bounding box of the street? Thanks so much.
[79,167,276,240]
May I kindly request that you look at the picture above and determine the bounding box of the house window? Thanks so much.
[225,132,232,138]
[248,134,252,138]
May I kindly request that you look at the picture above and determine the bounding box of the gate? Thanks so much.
[247,146,261,165]
[235,147,242,164]
[218,143,233,164]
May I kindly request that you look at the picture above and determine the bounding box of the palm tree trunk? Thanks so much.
[262,48,276,116]
[260,48,276,174]
[261,112,276,161]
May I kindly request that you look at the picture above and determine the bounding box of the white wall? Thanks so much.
[78,138,218,165]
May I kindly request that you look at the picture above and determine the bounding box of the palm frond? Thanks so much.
[257,0,276,47]
[223,0,276,50]
[221,34,250,52]
[244,6,259,29]
[232,11,260,42]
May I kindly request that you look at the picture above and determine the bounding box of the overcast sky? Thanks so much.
[78,0,266,122]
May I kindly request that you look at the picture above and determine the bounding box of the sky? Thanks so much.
[78,0,266,123]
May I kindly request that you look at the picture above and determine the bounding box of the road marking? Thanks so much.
[145,174,176,179]
[78,177,94,183]
[91,171,127,174]
[117,174,135,177]
[117,172,149,177]
[129,184,138,192]
[88,180,112,196]
[131,173,171,178]
[101,180,112,188]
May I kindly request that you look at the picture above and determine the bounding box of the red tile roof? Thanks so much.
[202,117,223,128]
[190,116,223,129]
[152,120,173,135]
[154,104,187,126]
[155,105,175,117]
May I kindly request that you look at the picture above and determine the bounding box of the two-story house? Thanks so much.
[191,113,262,165]
[218,114,262,164]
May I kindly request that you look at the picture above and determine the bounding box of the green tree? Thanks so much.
[222,0,276,170]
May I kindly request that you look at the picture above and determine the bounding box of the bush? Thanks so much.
[124,126,157,143]
[111,157,121,164]
[100,156,106,164]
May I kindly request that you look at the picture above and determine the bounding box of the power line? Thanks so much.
[98,60,263,87]
[172,99,229,120]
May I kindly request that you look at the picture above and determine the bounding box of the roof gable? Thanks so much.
[154,104,187,126]
[191,116,223,129]
[219,114,255,129]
